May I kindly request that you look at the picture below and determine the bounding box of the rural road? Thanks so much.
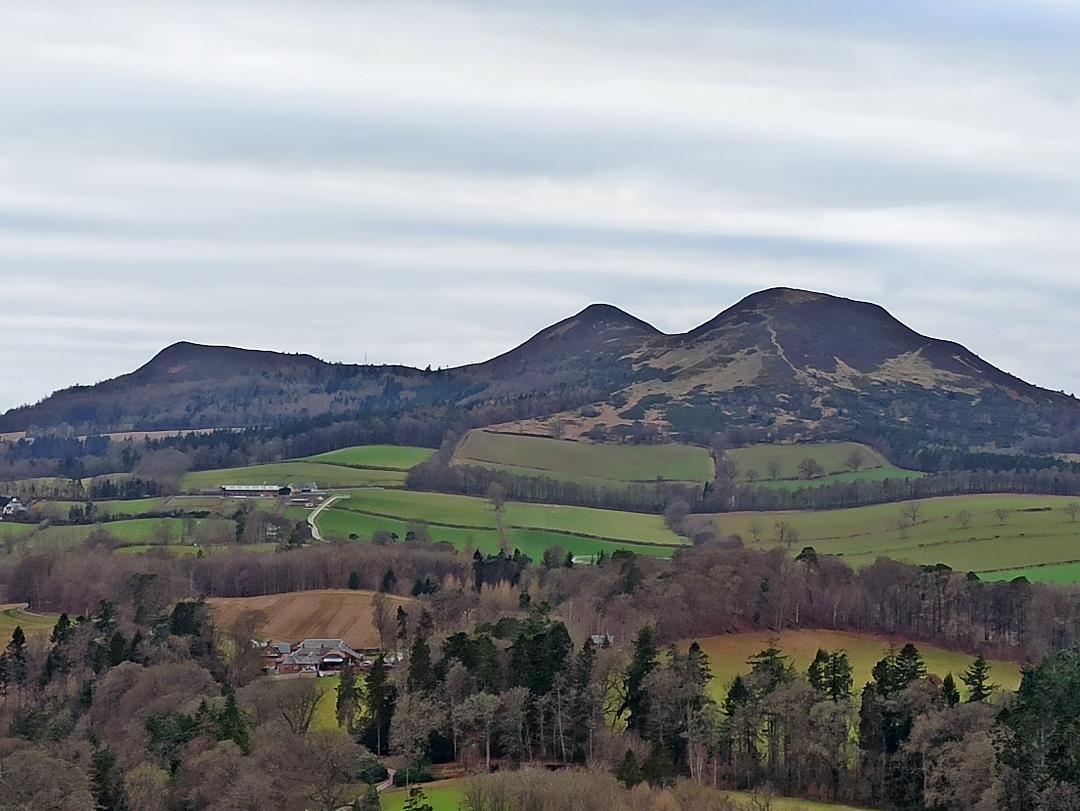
[307,495,343,541]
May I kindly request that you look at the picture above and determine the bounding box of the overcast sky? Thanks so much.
[2,1,1080,411]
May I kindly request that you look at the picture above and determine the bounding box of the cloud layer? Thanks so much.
[2,1,1080,410]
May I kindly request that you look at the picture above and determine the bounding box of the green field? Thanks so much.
[454,430,713,485]
[728,441,919,487]
[381,781,463,811]
[692,629,1022,702]
[377,779,868,810]
[691,494,1080,577]
[305,444,434,470]
[0,604,59,638]
[980,561,1080,584]
[2,516,238,555]
[181,462,406,492]
[318,489,686,559]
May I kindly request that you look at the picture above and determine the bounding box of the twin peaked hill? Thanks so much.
[4,288,1078,453]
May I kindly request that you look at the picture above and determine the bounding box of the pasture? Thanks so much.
[305,444,434,470]
[317,489,686,559]
[180,461,406,492]
[691,629,1022,701]
[727,441,917,486]
[206,589,413,649]
[381,781,463,811]
[690,493,1080,578]
[454,430,713,485]
[0,603,58,639]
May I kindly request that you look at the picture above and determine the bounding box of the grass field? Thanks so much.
[376,779,869,810]
[206,589,413,649]
[690,494,1080,578]
[381,781,463,811]
[180,461,407,492]
[454,430,714,485]
[727,441,918,487]
[318,489,686,559]
[691,629,1023,701]
[0,603,59,639]
[980,560,1080,583]
[305,444,434,471]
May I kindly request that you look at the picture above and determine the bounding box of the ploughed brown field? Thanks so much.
[206,589,413,649]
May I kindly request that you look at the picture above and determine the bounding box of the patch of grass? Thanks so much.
[381,781,464,811]
[180,462,406,492]
[750,466,925,490]
[691,629,1022,702]
[318,507,678,560]
[305,445,434,471]
[979,561,1080,583]
[728,441,886,480]
[725,792,872,810]
[692,494,1080,579]
[0,604,59,638]
[454,430,713,485]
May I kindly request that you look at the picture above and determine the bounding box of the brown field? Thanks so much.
[206,589,413,649]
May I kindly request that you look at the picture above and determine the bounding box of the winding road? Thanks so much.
[306,494,343,541]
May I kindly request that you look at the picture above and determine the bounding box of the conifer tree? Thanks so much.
[961,655,996,703]
[941,673,961,707]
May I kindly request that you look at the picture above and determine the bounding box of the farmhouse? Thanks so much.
[267,638,366,676]
[0,497,27,519]
[220,484,291,498]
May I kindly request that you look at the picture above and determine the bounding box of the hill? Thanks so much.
[206,589,412,649]
[6,290,1080,458]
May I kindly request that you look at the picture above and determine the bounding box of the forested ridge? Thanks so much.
[1,539,1079,808]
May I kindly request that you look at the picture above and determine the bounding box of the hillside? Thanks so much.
[5,289,1080,456]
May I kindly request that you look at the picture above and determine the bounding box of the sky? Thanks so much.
[2,1,1080,411]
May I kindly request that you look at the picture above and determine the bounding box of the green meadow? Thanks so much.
[728,441,919,487]
[304,444,434,471]
[317,489,685,559]
[691,494,1080,577]
[454,430,714,485]
[180,461,406,492]
[380,781,463,811]
[0,604,59,638]
[692,629,1023,702]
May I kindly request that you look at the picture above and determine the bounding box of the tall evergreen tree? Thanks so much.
[620,626,658,732]
[407,636,437,694]
[941,673,961,707]
[336,661,362,731]
[961,655,996,703]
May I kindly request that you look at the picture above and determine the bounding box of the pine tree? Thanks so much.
[825,651,853,702]
[642,743,676,787]
[723,675,753,716]
[336,661,362,731]
[941,673,961,707]
[380,568,398,593]
[896,643,927,684]
[364,655,396,755]
[90,748,126,811]
[347,571,361,590]
[614,748,642,788]
[620,626,657,731]
[808,649,830,695]
[961,655,996,703]
[407,636,437,693]
[215,689,250,753]
[50,613,73,644]
[402,786,433,811]
[0,626,28,692]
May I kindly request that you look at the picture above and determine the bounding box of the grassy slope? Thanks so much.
[0,604,59,638]
[381,781,464,811]
[304,444,434,470]
[455,430,713,484]
[692,629,1023,702]
[693,494,1080,576]
[728,441,921,489]
[181,462,406,492]
[980,560,1080,583]
[317,489,685,558]
[729,441,888,479]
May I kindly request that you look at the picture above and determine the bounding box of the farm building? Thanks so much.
[0,497,27,519]
[264,638,366,676]
[220,484,291,498]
